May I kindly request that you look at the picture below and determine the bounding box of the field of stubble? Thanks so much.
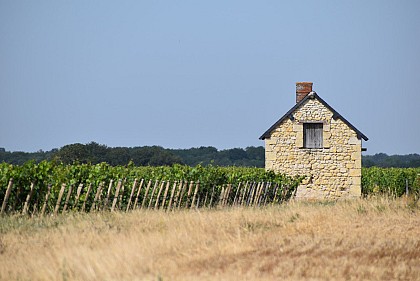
[0,197,419,281]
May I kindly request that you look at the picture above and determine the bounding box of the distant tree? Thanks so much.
[221,148,247,161]
[170,146,218,166]
[362,153,420,168]
[130,146,183,166]
[170,146,265,167]
[362,158,375,168]
[53,143,90,164]
[106,147,130,166]
[2,142,419,168]
[245,146,264,160]
[148,148,183,166]
[85,142,108,163]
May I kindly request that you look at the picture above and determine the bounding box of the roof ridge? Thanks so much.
[259,93,368,141]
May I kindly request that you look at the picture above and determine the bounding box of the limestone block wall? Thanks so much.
[265,98,362,199]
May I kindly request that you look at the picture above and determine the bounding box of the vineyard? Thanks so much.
[361,166,420,196]
[0,161,301,215]
[0,161,419,215]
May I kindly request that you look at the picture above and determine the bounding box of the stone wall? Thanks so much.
[265,98,362,199]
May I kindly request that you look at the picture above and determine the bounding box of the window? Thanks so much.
[303,123,323,148]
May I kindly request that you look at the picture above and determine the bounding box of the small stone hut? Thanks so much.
[260,82,368,199]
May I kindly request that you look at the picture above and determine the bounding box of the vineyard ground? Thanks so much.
[0,197,419,281]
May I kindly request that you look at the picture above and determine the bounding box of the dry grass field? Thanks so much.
[0,197,419,281]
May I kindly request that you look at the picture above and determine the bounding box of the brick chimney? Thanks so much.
[296,82,313,103]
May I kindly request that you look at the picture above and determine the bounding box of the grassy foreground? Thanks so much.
[1,198,419,281]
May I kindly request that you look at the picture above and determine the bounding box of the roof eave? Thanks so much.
[259,93,368,141]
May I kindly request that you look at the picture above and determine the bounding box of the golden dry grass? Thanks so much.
[0,197,419,281]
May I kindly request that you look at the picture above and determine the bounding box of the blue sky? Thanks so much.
[1,1,419,155]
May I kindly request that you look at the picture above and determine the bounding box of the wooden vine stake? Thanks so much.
[281,183,287,202]
[126,179,138,212]
[54,183,67,215]
[41,184,51,216]
[103,180,114,210]
[237,182,245,206]
[186,181,194,207]
[22,182,35,215]
[224,185,231,206]
[252,182,259,205]
[253,182,262,206]
[173,181,182,209]
[177,181,187,209]
[141,179,153,209]
[240,182,250,206]
[196,195,200,210]
[209,186,215,208]
[233,182,242,206]
[133,179,145,210]
[1,178,13,214]
[246,182,255,206]
[251,182,259,206]
[258,182,266,205]
[154,181,166,209]
[118,179,126,210]
[147,180,159,209]
[73,184,84,209]
[224,184,232,206]
[91,183,104,212]
[167,181,178,211]
[260,182,266,205]
[31,203,38,217]
[223,185,229,206]
[262,182,271,205]
[160,181,171,210]
[240,184,247,206]
[272,184,280,205]
[81,183,92,212]
[203,192,208,208]
[190,181,200,209]
[63,184,74,212]
[218,185,225,207]
[111,180,122,212]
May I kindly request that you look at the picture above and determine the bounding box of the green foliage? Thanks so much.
[361,167,420,197]
[0,161,301,213]
[0,143,184,166]
[362,153,420,168]
[2,162,418,214]
[170,146,265,167]
[52,143,184,166]
[2,143,420,168]
[0,144,265,167]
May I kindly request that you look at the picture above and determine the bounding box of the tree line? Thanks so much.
[362,153,420,168]
[0,142,265,167]
[0,143,419,168]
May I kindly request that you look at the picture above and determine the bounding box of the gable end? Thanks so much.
[259,93,368,141]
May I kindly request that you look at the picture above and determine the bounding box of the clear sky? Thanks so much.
[1,1,419,155]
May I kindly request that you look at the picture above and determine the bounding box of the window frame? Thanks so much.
[303,122,324,149]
